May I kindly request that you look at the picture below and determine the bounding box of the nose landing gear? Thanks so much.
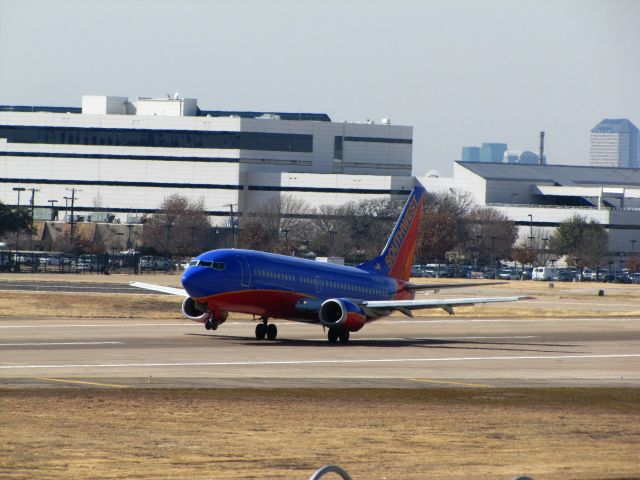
[255,317,278,340]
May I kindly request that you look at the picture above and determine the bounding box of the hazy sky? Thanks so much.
[1,0,638,176]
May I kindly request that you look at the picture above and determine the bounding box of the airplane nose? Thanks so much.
[181,266,211,298]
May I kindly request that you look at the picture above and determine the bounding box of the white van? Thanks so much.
[532,266,559,281]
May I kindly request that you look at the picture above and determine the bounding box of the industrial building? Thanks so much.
[0,94,415,226]
[419,161,640,262]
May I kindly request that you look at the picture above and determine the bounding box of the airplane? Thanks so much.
[132,185,528,344]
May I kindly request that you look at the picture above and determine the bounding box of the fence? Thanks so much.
[0,251,184,275]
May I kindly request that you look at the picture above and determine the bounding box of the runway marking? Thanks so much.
[407,378,495,388]
[0,341,123,346]
[302,336,538,342]
[390,318,640,324]
[2,353,639,370]
[34,377,130,388]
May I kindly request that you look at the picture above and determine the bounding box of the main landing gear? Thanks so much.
[327,328,350,344]
[204,315,219,331]
[255,317,278,341]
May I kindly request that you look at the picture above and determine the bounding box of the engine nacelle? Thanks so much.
[181,297,210,322]
[319,298,367,332]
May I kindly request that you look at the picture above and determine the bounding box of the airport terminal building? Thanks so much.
[0,95,415,225]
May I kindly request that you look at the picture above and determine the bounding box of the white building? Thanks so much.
[0,95,414,225]
[589,118,639,168]
[419,161,640,261]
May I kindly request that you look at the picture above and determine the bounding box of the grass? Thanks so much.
[1,388,639,480]
[1,274,640,318]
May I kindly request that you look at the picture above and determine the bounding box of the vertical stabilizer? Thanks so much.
[357,185,425,281]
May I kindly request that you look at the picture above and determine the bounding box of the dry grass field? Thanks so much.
[1,388,639,480]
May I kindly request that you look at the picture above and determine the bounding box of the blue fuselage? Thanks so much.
[181,249,409,320]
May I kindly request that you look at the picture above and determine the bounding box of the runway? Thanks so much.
[0,280,159,294]
[1,315,639,388]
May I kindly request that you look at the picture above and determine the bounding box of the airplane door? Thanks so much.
[237,256,251,288]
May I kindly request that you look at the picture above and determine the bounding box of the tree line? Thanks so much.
[0,192,615,269]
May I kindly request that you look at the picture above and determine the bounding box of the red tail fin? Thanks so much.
[357,186,425,281]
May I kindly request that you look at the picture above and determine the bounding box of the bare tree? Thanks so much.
[142,195,210,256]
[241,195,312,254]
[341,197,404,262]
[416,191,472,263]
[308,204,353,257]
[465,207,518,265]
[512,243,536,268]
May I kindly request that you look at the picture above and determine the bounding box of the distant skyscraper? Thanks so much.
[462,146,480,162]
[479,143,507,163]
[461,143,507,163]
[590,119,639,168]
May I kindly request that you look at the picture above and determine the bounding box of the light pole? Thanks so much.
[65,188,80,247]
[542,237,548,265]
[282,228,290,255]
[26,187,39,249]
[48,199,58,221]
[527,214,534,247]
[474,234,482,271]
[490,235,497,274]
[165,224,173,258]
[63,196,70,221]
[328,229,336,255]
[12,187,26,271]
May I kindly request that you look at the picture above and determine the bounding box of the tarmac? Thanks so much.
[1,314,639,389]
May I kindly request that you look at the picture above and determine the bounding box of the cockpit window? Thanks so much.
[191,260,225,270]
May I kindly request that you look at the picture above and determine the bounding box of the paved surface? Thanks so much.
[1,315,639,388]
[0,280,161,294]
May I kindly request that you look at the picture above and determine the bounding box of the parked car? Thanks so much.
[532,266,559,281]
[497,268,515,280]
[557,268,578,282]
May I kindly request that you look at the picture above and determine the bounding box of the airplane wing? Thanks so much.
[130,282,187,297]
[361,296,531,316]
[406,281,507,291]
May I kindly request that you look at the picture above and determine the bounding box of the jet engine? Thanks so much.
[319,298,367,332]
[181,297,210,322]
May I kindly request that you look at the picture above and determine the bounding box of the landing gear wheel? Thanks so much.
[255,323,267,340]
[205,319,212,330]
[327,328,339,344]
[338,330,350,344]
[266,323,278,340]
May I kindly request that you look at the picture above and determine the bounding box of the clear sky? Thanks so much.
[1,0,638,176]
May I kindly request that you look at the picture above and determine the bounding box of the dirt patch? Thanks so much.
[0,388,638,479]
